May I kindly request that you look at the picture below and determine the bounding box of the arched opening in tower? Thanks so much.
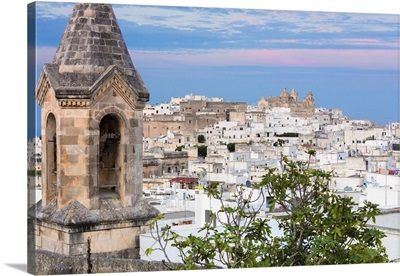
[45,113,57,202]
[99,114,123,198]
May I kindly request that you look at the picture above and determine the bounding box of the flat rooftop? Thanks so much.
[163,211,195,220]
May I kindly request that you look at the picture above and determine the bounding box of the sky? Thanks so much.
[30,1,400,138]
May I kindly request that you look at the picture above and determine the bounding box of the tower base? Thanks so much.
[29,198,159,259]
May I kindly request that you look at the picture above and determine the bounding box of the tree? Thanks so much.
[146,151,388,269]
[273,139,285,147]
[275,132,299,137]
[227,143,235,152]
[261,153,387,266]
[197,145,207,158]
[175,145,184,151]
[197,134,206,143]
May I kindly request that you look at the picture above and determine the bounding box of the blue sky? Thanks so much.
[33,1,399,131]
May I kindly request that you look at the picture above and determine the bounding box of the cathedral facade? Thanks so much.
[257,87,315,117]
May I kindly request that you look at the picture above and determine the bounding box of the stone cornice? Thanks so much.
[35,71,50,107]
[58,99,90,108]
[36,63,148,111]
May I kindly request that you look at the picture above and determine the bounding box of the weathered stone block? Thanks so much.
[116,103,126,110]
[74,117,89,128]
[130,119,138,128]
[61,135,78,145]
[61,243,70,255]
[36,235,42,248]
[68,154,79,164]
[69,243,87,256]
[97,230,111,241]
[65,186,85,199]
[112,46,123,54]
[40,226,60,241]
[60,174,74,186]
[64,144,86,155]
[41,236,59,252]
[78,17,88,24]
[69,232,84,244]
[106,40,118,47]
[59,231,70,244]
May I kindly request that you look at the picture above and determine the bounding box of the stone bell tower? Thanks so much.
[31,3,158,260]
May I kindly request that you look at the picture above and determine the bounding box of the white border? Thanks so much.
[1,1,399,275]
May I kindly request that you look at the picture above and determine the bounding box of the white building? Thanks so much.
[361,172,400,207]
[27,137,42,171]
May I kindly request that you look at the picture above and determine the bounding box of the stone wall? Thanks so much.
[143,101,247,138]
[143,151,189,178]
[35,221,142,257]
[34,250,175,275]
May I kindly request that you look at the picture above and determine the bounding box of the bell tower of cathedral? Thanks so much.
[31,3,158,261]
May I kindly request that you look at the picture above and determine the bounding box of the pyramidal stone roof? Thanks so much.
[42,3,149,102]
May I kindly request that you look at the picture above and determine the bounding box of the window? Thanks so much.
[99,114,124,197]
[45,113,57,202]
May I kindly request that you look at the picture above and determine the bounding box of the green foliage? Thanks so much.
[275,132,299,137]
[27,170,41,176]
[197,134,206,143]
[147,153,388,269]
[259,155,387,266]
[273,139,285,147]
[197,145,208,158]
[227,143,235,152]
[175,145,185,151]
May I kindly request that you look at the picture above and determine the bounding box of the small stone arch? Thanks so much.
[97,111,128,199]
[44,112,57,204]
[93,106,130,130]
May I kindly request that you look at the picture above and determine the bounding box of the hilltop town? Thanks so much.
[139,89,400,195]
[28,88,400,206]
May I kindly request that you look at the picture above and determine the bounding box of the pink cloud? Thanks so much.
[36,46,398,71]
[132,48,398,70]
